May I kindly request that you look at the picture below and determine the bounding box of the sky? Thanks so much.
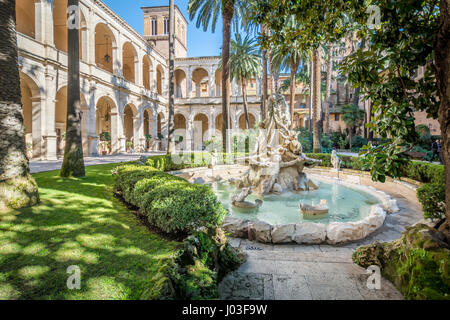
[102,0,223,57]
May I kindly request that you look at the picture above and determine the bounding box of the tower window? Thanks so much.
[164,17,169,35]
[151,18,157,35]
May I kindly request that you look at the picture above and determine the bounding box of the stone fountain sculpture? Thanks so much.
[331,150,341,171]
[233,93,321,195]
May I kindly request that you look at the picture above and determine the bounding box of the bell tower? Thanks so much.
[141,5,188,58]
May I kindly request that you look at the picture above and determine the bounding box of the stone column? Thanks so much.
[30,97,43,159]
[187,67,193,98]
[110,111,121,154]
[42,69,57,160]
[134,114,143,153]
[87,83,98,156]
[35,0,53,45]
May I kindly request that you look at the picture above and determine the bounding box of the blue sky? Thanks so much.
[102,0,223,57]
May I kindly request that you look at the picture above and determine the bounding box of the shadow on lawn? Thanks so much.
[0,163,179,300]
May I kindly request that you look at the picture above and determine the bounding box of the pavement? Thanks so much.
[29,152,165,173]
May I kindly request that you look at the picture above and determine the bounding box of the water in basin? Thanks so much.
[212,179,380,225]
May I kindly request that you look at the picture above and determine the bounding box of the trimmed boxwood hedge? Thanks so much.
[144,152,247,172]
[114,164,226,236]
[306,153,445,220]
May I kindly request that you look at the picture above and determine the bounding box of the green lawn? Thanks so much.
[0,163,179,300]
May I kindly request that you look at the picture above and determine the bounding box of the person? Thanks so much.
[431,139,439,162]
[437,139,443,164]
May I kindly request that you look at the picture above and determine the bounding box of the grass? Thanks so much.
[0,163,180,300]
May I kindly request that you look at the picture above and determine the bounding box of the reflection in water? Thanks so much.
[214,179,380,225]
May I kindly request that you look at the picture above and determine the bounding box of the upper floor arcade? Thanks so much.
[15,0,168,99]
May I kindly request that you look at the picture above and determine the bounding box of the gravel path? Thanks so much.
[29,152,165,173]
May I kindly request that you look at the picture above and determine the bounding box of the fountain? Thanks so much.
[232,93,321,196]
[174,94,399,244]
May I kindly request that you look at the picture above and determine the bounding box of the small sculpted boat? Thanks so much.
[299,199,329,218]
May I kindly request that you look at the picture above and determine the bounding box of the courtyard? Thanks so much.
[0,0,449,306]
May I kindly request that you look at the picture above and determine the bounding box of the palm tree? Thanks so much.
[324,43,333,136]
[0,0,39,208]
[167,0,176,154]
[312,47,322,153]
[272,17,307,129]
[188,0,244,153]
[221,34,261,129]
[342,103,365,149]
[60,0,85,177]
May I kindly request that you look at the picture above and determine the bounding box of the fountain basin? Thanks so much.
[216,175,399,244]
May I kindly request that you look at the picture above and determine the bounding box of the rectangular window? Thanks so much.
[335,114,340,121]
[151,18,157,36]
[164,17,169,35]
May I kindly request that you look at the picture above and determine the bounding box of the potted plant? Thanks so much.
[144,134,152,151]
[99,132,111,155]
[156,133,164,151]
[126,141,134,153]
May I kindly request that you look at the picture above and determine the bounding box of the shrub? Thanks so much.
[305,153,445,221]
[114,164,226,236]
[297,128,313,153]
[417,183,446,220]
[351,136,368,149]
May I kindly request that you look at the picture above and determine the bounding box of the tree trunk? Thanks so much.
[60,0,85,177]
[368,101,374,142]
[435,0,450,241]
[349,128,353,149]
[0,0,39,209]
[312,48,322,153]
[241,79,250,129]
[289,59,299,129]
[167,0,176,154]
[267,28,275,95]
[309,57,313,132]
[261,24,268,119]
[221,4,233,153]
[324,43,332,135]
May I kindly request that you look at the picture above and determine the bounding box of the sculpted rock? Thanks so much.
[327,206,387,244]
[222,217,249,239]
[271,224,295,243]
[248,221,272,243]
[293,222,327,244]
[233,93,320,195]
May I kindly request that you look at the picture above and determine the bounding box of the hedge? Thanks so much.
[306,153,445,220]
[144,152,247,172]
[114,164,226,236]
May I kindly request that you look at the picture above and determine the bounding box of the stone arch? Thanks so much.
[123,103,139,151]
[96,96,118,154]
[95,23,117,73]
[54,86,88,157]
[192,68,209,97]
[238,112,256,130]
[175,69,186,98]
[53,0,87,61]
[193,113,209,149]
[142,55,152,90]
[156,64,164,95]
[215,113,232,136]
[122,42,138,83]
[19,71,42,159]
[16,0,35,39]
[174,113,187,149]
